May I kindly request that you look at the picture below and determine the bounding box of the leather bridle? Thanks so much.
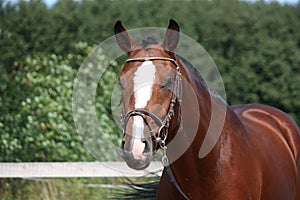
[120,57,182,151]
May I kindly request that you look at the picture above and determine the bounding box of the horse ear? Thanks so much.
[162,19,180,52]
[114,21,135,53]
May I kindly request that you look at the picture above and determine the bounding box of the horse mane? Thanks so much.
[177,55,208,90]
[177,54,227,105]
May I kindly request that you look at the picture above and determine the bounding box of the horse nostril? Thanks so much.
[142,140,150,154]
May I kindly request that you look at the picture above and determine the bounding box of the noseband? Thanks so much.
[120,57,182,152]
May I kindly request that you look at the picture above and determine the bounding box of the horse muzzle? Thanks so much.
[120,139,153,170]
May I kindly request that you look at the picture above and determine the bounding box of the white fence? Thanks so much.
[0,162,163,178]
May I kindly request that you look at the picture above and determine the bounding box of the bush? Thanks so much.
[0,42,121,161]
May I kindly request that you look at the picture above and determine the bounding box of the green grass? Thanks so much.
[0,177,159,200]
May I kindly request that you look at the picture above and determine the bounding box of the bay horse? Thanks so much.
[114,19,300,199]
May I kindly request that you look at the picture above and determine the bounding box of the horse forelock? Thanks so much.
[141,35,160,48]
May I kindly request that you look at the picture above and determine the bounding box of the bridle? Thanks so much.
[120,57,182,153]
[120,56,190,200]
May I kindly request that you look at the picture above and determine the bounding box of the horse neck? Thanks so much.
[166,59,246,195]
[171,58,219,156]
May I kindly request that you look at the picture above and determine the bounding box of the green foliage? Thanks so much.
[1,46,86,161]
[207,2,300,121]
[72,46,122,161]
[96,62,122,147]
[0,40,123,161]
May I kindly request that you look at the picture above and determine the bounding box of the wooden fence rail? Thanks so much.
[0,162,163,178]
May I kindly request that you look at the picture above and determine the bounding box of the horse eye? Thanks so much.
[162,78,174,89]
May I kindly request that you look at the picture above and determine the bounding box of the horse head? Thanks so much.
[115,19,182,170]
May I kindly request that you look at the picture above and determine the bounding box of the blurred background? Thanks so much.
[0,0,299,199]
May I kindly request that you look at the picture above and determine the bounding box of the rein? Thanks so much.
[120,57,190,200]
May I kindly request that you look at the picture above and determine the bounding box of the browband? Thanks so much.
[125,57,179,69]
